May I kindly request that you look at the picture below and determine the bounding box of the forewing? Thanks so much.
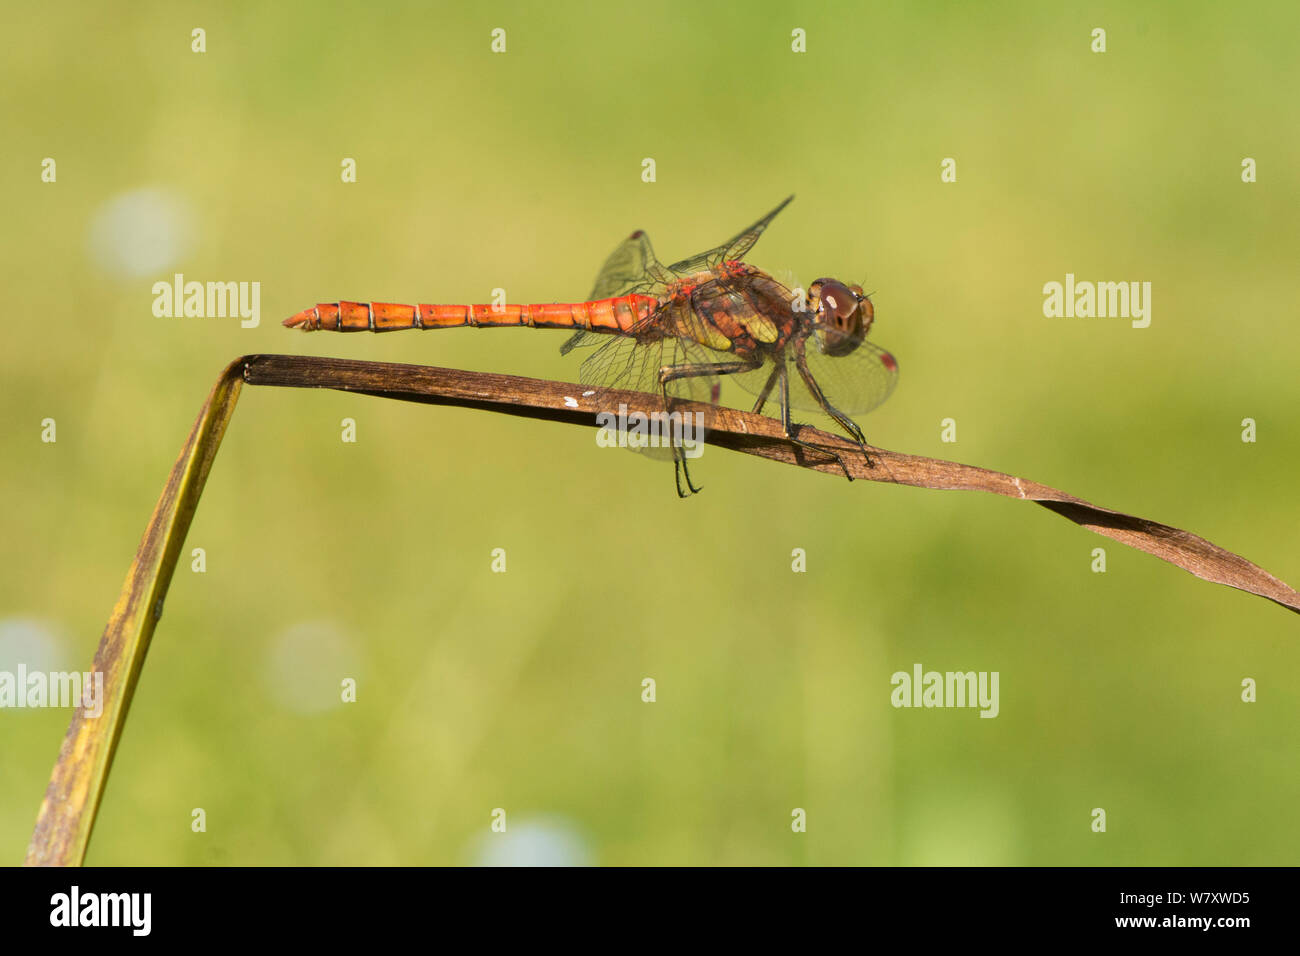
[666,195,794,274]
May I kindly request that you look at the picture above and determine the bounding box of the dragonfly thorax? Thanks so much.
[656,263,799,356]
[808,278,873,358]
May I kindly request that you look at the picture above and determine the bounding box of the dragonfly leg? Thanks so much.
[750,365,781,416]
[657,358,762,497]
[791,343,874,470]
[660,382,703,497]
[777,361,855,480]
[658,358,763,386]
[674,457,699,498]
[792,340,866,443]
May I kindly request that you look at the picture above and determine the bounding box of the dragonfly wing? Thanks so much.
[578,327,735,462]
[587,230,661,299]
[666,195,794,274]
[727,337,899,418]
[560,228,670,356]
[578,328,727,405]
[559,328,601,356]
[793,337,899,416]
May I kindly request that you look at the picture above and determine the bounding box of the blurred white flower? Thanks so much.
[263,619,362,714]
[87,186,196,279]
[472,816,593,867]
[0,617,68,673]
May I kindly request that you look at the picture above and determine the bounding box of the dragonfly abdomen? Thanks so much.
[283,295,658,334]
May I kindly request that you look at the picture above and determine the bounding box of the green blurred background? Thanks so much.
[2,0,1297,865]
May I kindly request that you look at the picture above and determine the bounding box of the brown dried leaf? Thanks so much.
[25,352,1297,868]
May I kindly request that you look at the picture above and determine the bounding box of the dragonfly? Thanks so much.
[283,197,899,496]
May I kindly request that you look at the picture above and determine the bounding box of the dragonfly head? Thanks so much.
[808,278,874,357]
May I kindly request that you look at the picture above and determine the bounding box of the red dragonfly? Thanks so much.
[284,197,898,496]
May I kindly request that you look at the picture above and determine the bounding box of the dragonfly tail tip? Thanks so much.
[283,308,315,330]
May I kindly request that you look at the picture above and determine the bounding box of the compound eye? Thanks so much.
[817,279,859,328]
[842,283,874,335]
[816,278,857,335]
[810,277,866,357]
